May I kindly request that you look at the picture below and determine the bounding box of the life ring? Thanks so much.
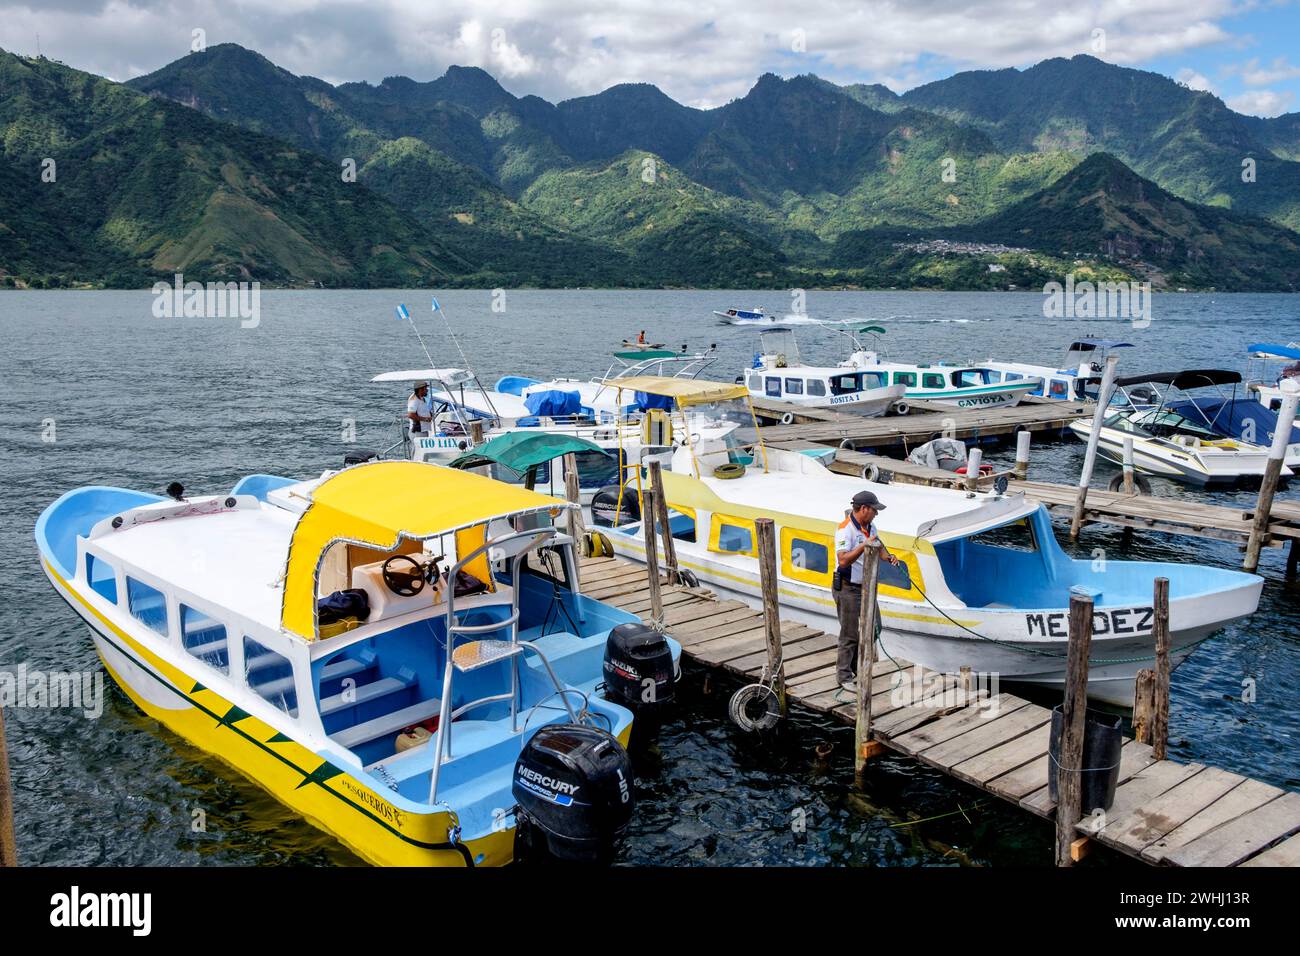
[1108,473,1152,495]
[728,684,782,731]
[954,464,994,476]
[677,568,700,589]
[891,400,910,416]
[780,411,796,425]
[584,530,614,557]
[714,462,746,480]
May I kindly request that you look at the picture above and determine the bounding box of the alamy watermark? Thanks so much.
[151,273,260,328]
[1042,273,1151,328]
[889,664,1001,715]
[0,664,103,718]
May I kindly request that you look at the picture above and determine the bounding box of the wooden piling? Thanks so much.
[1055,592,1094,866]
[468,419,484,445]
[1152,577,1171,761]
[1122,437,1136,495]
[0,704,16,867]
[754,518,787,716]
[1013,429,1031,479]
[648,460,679,586]
[1071,355,1121,540]
[854,540,884,780]
[1132,669,1156,744]
[964,447,982,492]
[1244,391,1300,572]
[640,487,664,626]
[562,453,584,586]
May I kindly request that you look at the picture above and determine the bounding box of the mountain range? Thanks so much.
[1,43,1298,290]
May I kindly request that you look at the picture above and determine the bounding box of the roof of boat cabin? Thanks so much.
[602,376,749,404]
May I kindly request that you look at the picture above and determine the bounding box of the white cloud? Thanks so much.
[1226,88,1295,117]
[1228,56,1300,87]
[1176,67,1215,92]
[0,0,1252,105]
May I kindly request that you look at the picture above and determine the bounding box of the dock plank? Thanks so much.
[1165,791,1300,867]
[1141,779,1285,864]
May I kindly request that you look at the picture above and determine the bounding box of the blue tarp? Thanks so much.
[1247,343,1300,361]
[523,388,582,417]
[1168,397,1300,446]
[635,391,675,411]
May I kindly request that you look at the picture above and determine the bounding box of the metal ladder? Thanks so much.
[427,525,579,804]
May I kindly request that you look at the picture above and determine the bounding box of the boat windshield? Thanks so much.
[1102,412,1153,438]
[830,372,884,394]
[952,368,993,387]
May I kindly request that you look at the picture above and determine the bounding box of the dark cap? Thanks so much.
[851,490,886,511]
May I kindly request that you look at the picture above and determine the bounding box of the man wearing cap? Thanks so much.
[407,383,434,435]
[834,490,900,692]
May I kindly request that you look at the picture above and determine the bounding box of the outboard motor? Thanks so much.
[590,484,639,528]
[512,724,634,864]
[343,448,380,466]
[603,622,675,737]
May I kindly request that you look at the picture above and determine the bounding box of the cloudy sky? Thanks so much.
[2,0,1298,116]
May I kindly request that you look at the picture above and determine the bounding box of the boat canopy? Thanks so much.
[448,433,608,474]
[604,376,750,406]
[1246,342,1300,361]
[370,368,476,386]
[1068,339,1133,350]
[1115,369,1241,389]
[280,461,564,640]
[858,325,886,334]
[1166,397,1300,444]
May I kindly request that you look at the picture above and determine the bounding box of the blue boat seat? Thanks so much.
[253,656,372,700]
[319,668,416,717]
[333,696,442,752]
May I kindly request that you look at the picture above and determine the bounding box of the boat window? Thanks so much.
[86,553,117,604]
[954,369,990,387]
[892,372,916,387]
[765,377,782,397]
[244,637,298,717]
[1049,380,1069,398]
[710,515,756,556]
[573,449,623,489]
[781,528,832,585]
[126,577,169,636]
[490,460,551,487]
[830,374,860,395]
[922,373,945,389]
[180,604,230,674]
[1102,413,1152,438]
[987,371,1003,383]
[747,371,762,391]
[784,378,804,395]
[861,372,886,389]
[967,519,1038,552]
[807,379,826,396]
[1005,372,1023,381]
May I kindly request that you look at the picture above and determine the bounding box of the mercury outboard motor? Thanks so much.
[602,622,675,739]
[590,484,639,528]
[512,724,634,864]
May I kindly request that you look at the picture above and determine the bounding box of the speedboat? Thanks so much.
[984,338,1134,402]
[588,376,1263,708]
[742,326,906,417]
[1069,370,1293,487]
[35,461,680,866]
[1245,342,1300,411]
[714,307,773,324]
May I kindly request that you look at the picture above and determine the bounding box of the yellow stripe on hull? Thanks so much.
[45,559,518,867]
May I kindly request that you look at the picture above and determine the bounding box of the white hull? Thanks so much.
[1071,421,1287,486]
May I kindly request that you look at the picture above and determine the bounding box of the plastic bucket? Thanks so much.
[1048,705,1122,812]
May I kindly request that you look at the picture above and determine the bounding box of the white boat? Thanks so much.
[836,326,1042,409]
[588,376,1263,707]
[742,327,906,417]
[35,461,681,866]
[713,307,775,324]
[1245,342,1300,410]
[1069,370,1293,487]
[984,338,1134,402]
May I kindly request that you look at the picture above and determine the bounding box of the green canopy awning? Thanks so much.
[448,431,609,474]
[858,325,886,335]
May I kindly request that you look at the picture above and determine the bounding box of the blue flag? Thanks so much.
[395,303,410,321]
[431,297,441,312]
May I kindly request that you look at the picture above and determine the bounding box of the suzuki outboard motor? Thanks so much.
[512,724,634,864]
[603,622,676,737]
[590,484,639,528]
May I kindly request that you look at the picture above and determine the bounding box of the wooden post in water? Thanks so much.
[1056,592,1094,866]
[1071,354,1121,540]
[754,518,787,716]
[640,487,664,627]
[1122,437,1136,494]
[648,460,679,586]
[1132,669,1156,744]
[469,419,484,446]
[1244,391,1300,572]
[562,453,584,586]
[1151,577,1171,761]
[854,540,884,781]
[1013,430,1031,480]
[0,703,16,866]
[964,447,982,492]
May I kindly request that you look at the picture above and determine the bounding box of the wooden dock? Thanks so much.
[577,554,1300,867]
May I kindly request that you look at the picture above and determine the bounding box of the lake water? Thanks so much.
[2,289,1298,866]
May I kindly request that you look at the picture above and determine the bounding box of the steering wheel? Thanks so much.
[382,555,426,596]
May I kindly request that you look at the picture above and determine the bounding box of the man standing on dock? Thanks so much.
[834,490,899,692]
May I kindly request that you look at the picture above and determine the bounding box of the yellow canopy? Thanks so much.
[280,461,564,639]
[605,376,749,405]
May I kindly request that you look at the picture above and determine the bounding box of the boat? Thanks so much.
[984,338,1134,402]
[1245,342,1300,410]
[832,326,1042,409]
[714,307,776,324]
[1069,370,1294,487]
[587,376,1262,707]
[742,326,907,417]
[35,460,681,866]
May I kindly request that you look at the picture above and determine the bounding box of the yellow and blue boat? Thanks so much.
[36,460,679,865]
